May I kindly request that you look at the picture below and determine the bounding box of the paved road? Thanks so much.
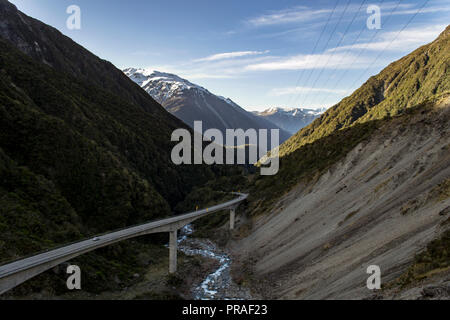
[0,192,248,294]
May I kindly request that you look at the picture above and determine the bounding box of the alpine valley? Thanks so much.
[0,0,449,301]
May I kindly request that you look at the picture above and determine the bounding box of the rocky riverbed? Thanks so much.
[178,225,253,300]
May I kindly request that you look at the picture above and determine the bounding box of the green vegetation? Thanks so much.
[250,26,450,216]
[250,94,448,216]
[393,230,450,287]
[0,22,238,294]
[0,147,82,260]
[0,0,448,298]
[279,26,450,158]
[6,240,168,296]
[250,117,381,215]
[173,170,250,238]
[0,37,167,260]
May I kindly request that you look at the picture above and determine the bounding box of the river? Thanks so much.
[177,225,253,300]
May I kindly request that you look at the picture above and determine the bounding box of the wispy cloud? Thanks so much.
[144,52,274,80]
[194,50,269,62]
[254,22,325,40]
[244,1,448,32]
[245,52,370,71]
[247,6,331,26]
[328,24,446,52]
[245,2,400,28]
[390,4,450,16]
[269,86,347,96]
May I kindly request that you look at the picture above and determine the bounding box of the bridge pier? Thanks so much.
[230,208,236,230]
[169,230,177,274]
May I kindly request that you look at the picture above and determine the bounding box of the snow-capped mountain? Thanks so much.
[123,68,291,145]
[253,107,326,135]
[124,68,209,105]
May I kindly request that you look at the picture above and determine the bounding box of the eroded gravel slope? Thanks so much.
[233,102,450,299]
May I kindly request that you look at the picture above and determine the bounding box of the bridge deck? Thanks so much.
[0,193,247,293]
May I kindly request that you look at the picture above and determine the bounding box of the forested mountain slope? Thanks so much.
[0,0,239,295]
[280,25,450,158]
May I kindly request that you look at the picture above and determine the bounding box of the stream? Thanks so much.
[177,225,253,300]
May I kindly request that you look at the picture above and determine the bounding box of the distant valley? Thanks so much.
[0,0,449,302]
[253,107,326,134]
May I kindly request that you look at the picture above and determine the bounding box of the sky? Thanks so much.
[9,0,450,111]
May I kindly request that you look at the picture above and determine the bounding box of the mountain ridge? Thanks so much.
[123,68,292,144]
[279,24,450,158]
[234,98,450,299]
[233,24,450,299]
[0,0,243,294]
[0,0,172,117]
[253,107,325,134]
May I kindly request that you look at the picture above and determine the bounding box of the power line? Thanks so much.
[315,0,394,108]
[310,0,371,107]
[295,0,352,108]
[298,0,366,108]
[285,0,340,108]
[345,0,430,96]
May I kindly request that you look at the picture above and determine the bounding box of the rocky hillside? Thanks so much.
[233,98,450,299]
[123,68,291,145]
[231,26,450,299]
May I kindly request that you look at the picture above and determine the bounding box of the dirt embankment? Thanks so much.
[231,102,450,299]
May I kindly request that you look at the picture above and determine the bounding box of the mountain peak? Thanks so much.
[123,68,210,102]
[123,68,291,143]
[253,107,325,134]
[257,107,325,117]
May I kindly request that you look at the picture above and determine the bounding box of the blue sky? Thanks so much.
[9,0,450,111]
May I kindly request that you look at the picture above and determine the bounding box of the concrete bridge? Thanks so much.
[0,192,248,295]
